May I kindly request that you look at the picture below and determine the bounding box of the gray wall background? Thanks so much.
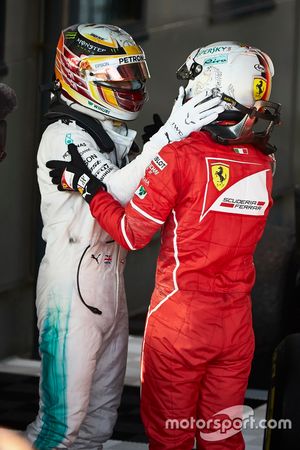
[0,0,298,358]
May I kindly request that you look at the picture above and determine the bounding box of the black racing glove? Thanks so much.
[46,143,106,203]
[141,113,164,144]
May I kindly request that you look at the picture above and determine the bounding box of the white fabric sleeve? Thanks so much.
[72,128,163,205]
[75,137,119,182]
[104,140,163,206]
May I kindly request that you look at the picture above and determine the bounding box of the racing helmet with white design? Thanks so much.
[177,41,281,153]
[178,41,273,106]
[55,23,150,121]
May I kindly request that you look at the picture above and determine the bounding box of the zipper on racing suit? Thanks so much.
[115,244,120,318]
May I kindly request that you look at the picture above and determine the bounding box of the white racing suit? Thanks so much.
[26,117,161,450]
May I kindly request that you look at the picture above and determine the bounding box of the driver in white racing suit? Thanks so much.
[25,24,224,450]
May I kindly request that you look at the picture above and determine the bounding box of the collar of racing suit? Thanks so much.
[101,119,137,168]
[61,94,137,168]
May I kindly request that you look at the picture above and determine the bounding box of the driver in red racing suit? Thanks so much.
[88,131,274,450]
[48,41,281,449]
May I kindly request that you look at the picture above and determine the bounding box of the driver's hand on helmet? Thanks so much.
[149,87,224,147]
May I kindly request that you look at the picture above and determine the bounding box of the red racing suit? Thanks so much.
[89,131,274,450]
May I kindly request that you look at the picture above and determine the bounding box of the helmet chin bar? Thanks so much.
[203,90,281,155]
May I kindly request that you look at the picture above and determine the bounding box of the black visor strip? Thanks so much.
[220,93,280,123]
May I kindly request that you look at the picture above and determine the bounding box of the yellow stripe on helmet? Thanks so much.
[99,85,119,108]
[124,45,144,55]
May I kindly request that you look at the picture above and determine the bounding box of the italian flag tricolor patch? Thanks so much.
[233,147,248,155]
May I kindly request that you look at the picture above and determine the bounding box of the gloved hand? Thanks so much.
[142,113,164,144]
[150,86,224,147]
[46,143,105,203]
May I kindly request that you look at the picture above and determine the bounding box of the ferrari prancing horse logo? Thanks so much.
[211,164,230,191]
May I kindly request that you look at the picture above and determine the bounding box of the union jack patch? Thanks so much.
[104,254,112,264]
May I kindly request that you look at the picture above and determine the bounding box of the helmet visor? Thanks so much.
[89,61,150,83]
[115,88,148,112]
[94,80,148,112]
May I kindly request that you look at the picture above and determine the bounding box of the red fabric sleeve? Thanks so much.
[89,144,180,250]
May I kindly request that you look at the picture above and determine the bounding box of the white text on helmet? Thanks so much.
[76,38,106,54]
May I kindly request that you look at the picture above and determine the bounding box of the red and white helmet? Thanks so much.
[55,24,150,121]
[177,41,274,108]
